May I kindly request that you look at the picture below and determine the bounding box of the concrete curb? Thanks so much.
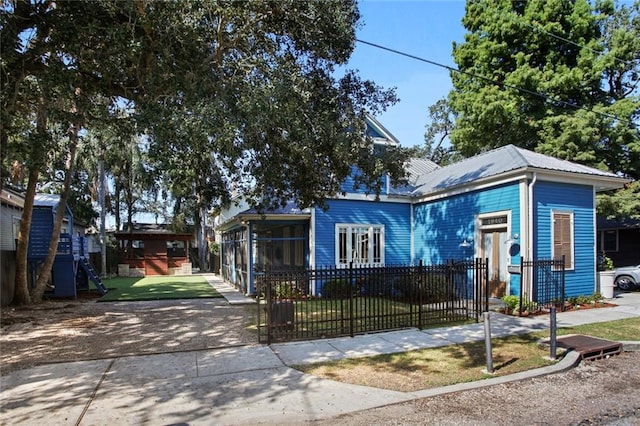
[409,349,582,399]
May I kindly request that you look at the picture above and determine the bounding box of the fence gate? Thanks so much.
[520,257,566,314]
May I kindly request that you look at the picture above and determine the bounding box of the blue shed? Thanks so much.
[28,194,106,298]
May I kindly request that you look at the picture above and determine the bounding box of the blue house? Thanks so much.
[215,116,628,299]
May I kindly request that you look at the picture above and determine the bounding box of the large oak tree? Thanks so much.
[440,0,639,218]
[2,1,410,304]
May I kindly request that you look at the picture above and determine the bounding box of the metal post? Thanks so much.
[483,311,494,374]
[550,306,557,360]
[349,261,354,337]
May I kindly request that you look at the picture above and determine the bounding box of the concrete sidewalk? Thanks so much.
[2,282,639,426]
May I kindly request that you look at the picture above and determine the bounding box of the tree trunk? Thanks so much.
[99,148,107,276]
[114,177,122,231]
[13,97,48,305]
[12,166,39,305]
[31,122,80,302]
[197,195,208,272]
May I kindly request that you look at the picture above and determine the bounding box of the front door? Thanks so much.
[481,229,508,298]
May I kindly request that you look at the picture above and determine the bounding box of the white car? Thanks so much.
[614,265,640,291]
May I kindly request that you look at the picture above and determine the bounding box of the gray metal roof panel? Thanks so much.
[389,157,440,195]
[411,145,621,196]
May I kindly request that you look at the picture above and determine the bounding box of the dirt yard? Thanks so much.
[0,294,258,375]
[3,295,640,425]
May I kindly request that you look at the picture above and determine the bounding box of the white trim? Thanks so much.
[309,208,316,270]
[413,173,528,204]
[412,168,627,204]
[332,192,410,203]
[592,187,598,291]
[518,179,528,260]
[334,223,385,267]
[410,203,415,264]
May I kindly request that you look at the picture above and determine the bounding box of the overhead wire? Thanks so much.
[356,39,638,129]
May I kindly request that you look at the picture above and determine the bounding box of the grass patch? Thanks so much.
[98,276,222,302]
[297,333,557,392]
[552,317,640,341]
[296,317,640,392]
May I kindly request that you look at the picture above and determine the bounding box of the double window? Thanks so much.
[336,224,384,266]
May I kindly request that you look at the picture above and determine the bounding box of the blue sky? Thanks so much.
[347,1,468,148]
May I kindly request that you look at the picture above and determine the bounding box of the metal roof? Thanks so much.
[410,144,624,196]
[389,157,440,195]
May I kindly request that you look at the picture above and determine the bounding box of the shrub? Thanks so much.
[322,279,353,299]
[358,273,398,298]
[395,272,455,304]
[501,295,519,311]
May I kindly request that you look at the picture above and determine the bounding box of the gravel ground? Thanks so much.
[311,351,640,426]
[0,295,258,375]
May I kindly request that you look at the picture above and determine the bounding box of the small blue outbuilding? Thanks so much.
[28,194,106,298]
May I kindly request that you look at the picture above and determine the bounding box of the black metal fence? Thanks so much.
[257,259,489,344]
[519,258,566,314]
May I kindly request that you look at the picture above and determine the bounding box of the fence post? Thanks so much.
[549,306,557,360]
[483,311,494,374]
[418,259,423,329]
[349,261,354,337]
[265,275,272,345]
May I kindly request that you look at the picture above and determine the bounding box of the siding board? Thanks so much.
[534,182,595,297]
[314,199,411,266]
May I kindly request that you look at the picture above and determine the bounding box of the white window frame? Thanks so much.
[552,210,574,270]
[335,223,385,267]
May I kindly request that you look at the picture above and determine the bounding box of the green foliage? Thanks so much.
[209,243,220,255]
[501,294,538,315]
[274,282,294,300]
[446,0,639,184]
[501,295,520,311]
[567,293,605,307]
[598,180,640,220]
[3,1,411,304]
[598,252,615,270]
[322,279,354,299]
[421,99,461,166]
[394,273,456,304]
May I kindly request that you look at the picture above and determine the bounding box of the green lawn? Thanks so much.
[297,317,640,392]
[98,276,223,302]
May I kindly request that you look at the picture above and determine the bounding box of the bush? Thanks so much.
[394,272,455,304]
[501,295,519,311]
[321,279,353,299]
[358,273,398,297]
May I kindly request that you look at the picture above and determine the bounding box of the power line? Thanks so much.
[505,10,638,68]
[356,39,637,128]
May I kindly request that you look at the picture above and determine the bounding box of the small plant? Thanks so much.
[501,295,519,312]
[597,252,614,271]
[274,282,293,299]
[501,294,539,315]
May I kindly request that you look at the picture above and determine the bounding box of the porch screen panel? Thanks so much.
[294,225,304,266]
